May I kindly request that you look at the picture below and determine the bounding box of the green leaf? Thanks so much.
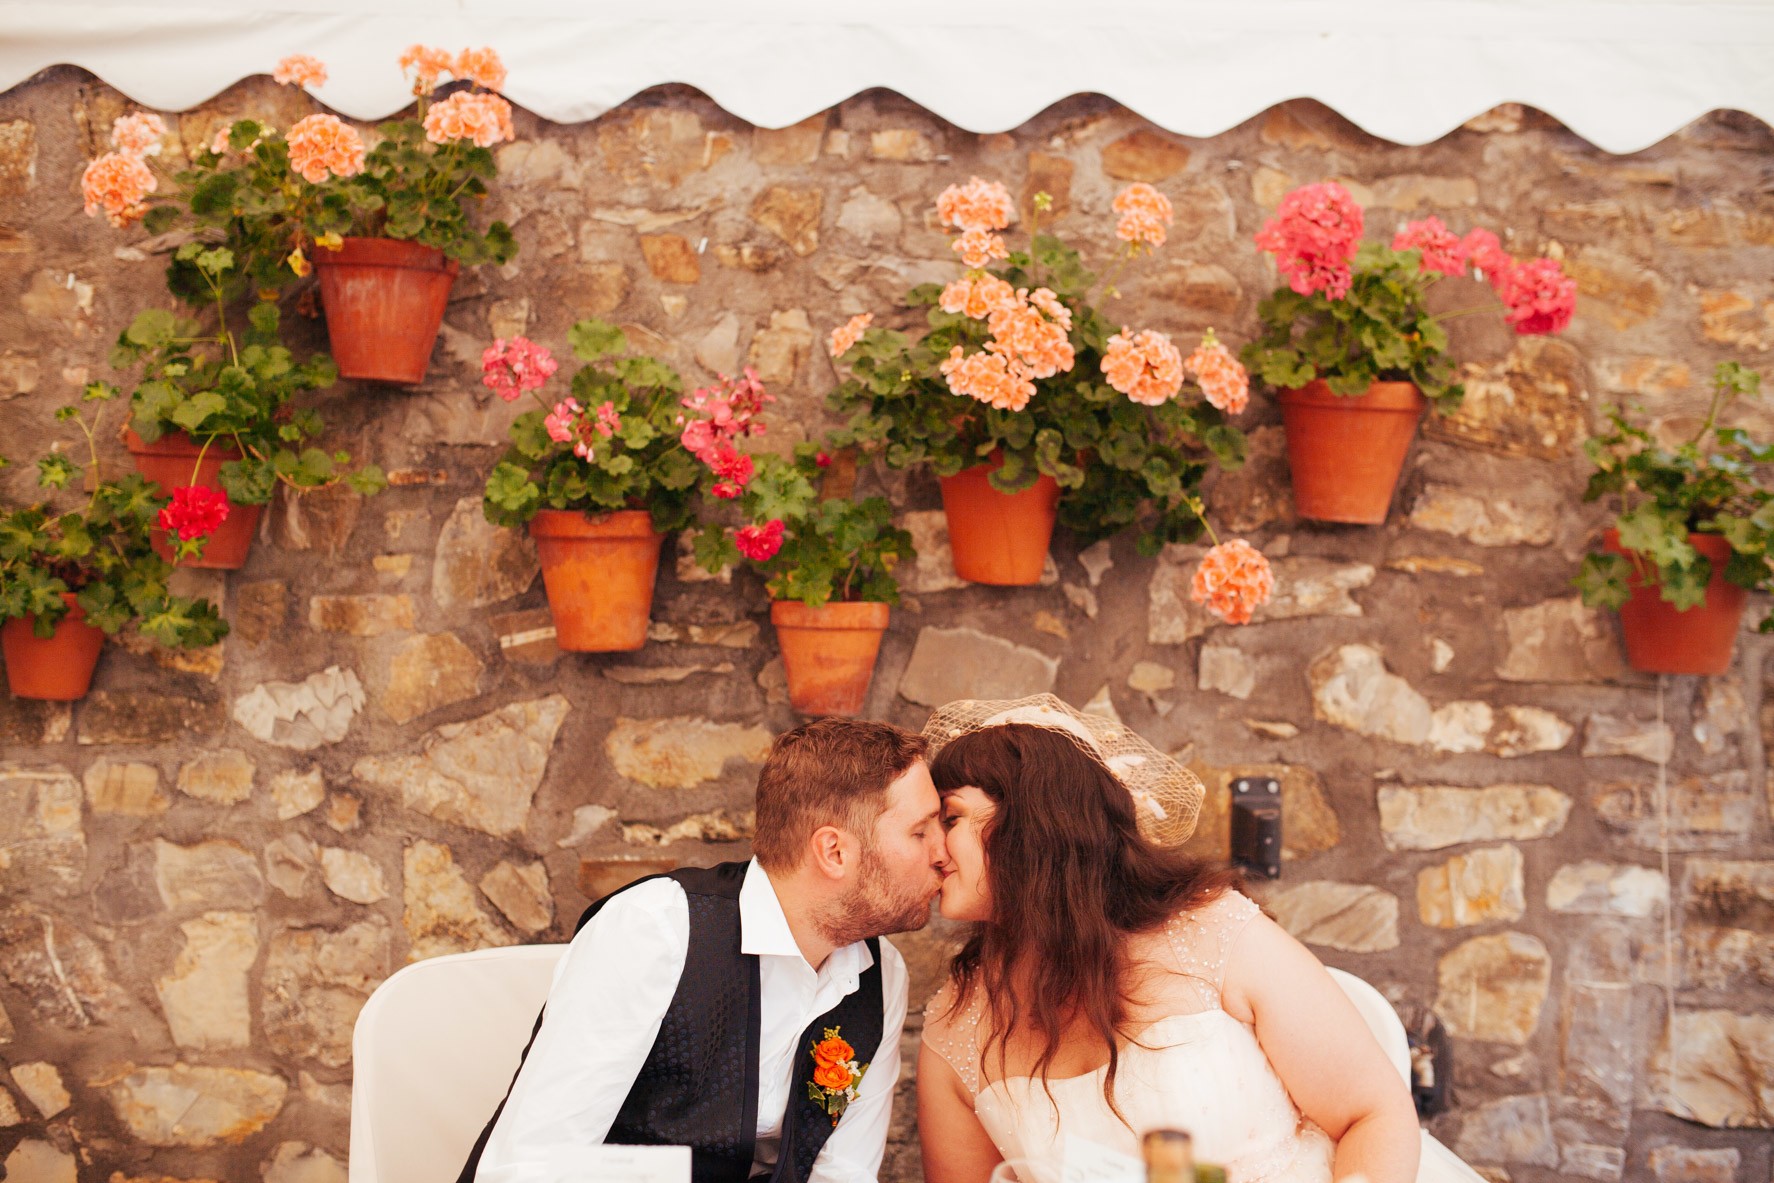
[125,309,178,350]
[568,320,627,361]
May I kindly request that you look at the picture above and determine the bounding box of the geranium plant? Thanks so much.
[79,50,518,298]
[481,323,770,533]
[0,387,227,646]
[694,445,915,607]
[1575,362,1774,625]
[1240,181,1578,408]
[826,178,1254,554]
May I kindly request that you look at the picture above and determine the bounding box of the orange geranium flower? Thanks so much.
[400,44,456,93]
[814,1036,855,1065]
[1184,330,1249,415]
[1113,182,1174,248]
[987,299,1074,380]
[80,152,157,226]
[1190,539,1275,626]
[953,229,1009,269]
[939,274,1018,320]
[286,114,366,183]
[941,345,1036,412]
[424,91,516,147]
[936,177,1014,233]
[813,1061,854,1091]
[273,54,328,89]
[455,47,508,92]
[1101,328,1184,406]
[110,112,167,158]
[828,313,872,359]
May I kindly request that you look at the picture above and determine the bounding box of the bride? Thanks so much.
[916,700,1484,1183]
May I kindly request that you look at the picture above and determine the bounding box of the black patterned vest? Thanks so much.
[457,862,886,1183]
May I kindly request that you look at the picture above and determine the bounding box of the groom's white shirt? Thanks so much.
[477,858,909,1183]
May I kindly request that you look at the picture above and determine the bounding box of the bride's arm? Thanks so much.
[1220,912,1420,1183]
[917,1041,1004,1183]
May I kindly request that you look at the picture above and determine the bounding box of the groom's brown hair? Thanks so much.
[751,718,927,871]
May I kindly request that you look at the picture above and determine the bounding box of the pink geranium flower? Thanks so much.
[1255,182,1364,300]
[157,485,231,541]
[936,177,1015,233]
[424,91,516,148]
[1392,216,1469,277]
[1113,183,1174,248]
[1495,257,1578,336]
[455,47,508,92]
[1460,227,1513,284]
[543,398,581,443]
[735,519,786,562]
[1183,330,1249,415]
[481,336,559,401]
[400,44,456,93]
[828,313,872,359]
[110,112,167,159]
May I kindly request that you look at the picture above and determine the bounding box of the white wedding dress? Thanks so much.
[922,892,1484,1183]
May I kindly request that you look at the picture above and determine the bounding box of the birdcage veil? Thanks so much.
[920,693,1203,846]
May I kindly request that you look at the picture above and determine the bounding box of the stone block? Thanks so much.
[155,912,257,1050]
[1453,1093,1558,1167]
[1101,130,1190,181]
[639,233,702,284]
[1422,338,1587,461]
[1496,597,1627,683]
[262,917,391,1067]
[752,114,825,165]
[1268,882,1399,952]
[480,860,553,934]
[1152,553,1372,643]
[1307,644,1431,745]
[99,1063,287,1146]
[580,856,682,901]
[1418,845,1525,928]
[354,695,569,836]
[11,1061,68,1117]
[1198,645,1255,700]
[896,627,1059,708]
[746,308,814,385]
[0,698,71,745]
[1378,784,1572,852]
[308,594,415,637]
[232,666,365,751]
[597,109,730,186]
[1583,714,1676,764]
[270,768,326,820]
[78,691,223,745]
[0,120,37,193]
[1547,861,1668,917]
[1433,932,1551,1045]
[1594,774,1759,850]
[431,496,539,611]
[379,632,484,725]
[868,129,936,161]
[1647,1146,1742,1183]
[1409,484,1557,547]
[175,748,255,804]
[268,484,361,555]
[234,580,288,645]
[750,186,823,256]
[604,715,774,790]
[320,848,389,904]
[403,841,514,962]
[155,839,266,911]
[1646,1009,1774,1127]
[0,765,84,892]
[0,905,130,1028]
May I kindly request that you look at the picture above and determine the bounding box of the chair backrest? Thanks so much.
[1325,966,1411,1085]
[350,944,568,1183]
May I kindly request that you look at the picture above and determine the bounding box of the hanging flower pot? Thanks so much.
[771,600,890,717]
[125,429,262,569]
[312,237,460,384]
[938,455,1060,586]
[529,509,664,652]
[1603,529,1747,676]
[1278,380,1427,525]
[3,594,105,700]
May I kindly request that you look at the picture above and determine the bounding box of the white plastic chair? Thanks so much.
[1328,968,1487,1182]
[348,949,1482,1183]
[350,944,568,1183]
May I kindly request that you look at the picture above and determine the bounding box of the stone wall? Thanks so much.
[1,65,1772,1183]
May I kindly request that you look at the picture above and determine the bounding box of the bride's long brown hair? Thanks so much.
[931,723,1241,1118]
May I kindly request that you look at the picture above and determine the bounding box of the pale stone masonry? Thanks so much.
[1,69,1772,1182]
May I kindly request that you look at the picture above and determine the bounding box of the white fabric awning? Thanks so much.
[4,0,1774,154]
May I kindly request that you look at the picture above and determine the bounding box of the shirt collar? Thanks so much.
[739,858,877,976]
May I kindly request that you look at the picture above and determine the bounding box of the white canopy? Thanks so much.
[4,0,1774,154]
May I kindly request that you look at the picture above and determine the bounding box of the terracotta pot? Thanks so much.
[1603,529,1747,676]
[528,509,664,652]
[312,236,460,384]
[124,429,263,569]
[1278,380,1427,524]
[938,456,1061,586]
[3,594,104,700]
[771,600,890,717]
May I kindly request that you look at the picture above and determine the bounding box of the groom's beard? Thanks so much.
[815,851,937,947]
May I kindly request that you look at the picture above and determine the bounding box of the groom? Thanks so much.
[459,717,949,1183]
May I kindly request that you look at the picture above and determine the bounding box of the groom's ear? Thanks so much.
[806,824,861,882]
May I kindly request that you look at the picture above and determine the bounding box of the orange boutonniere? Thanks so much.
[806,1026,868,1126]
